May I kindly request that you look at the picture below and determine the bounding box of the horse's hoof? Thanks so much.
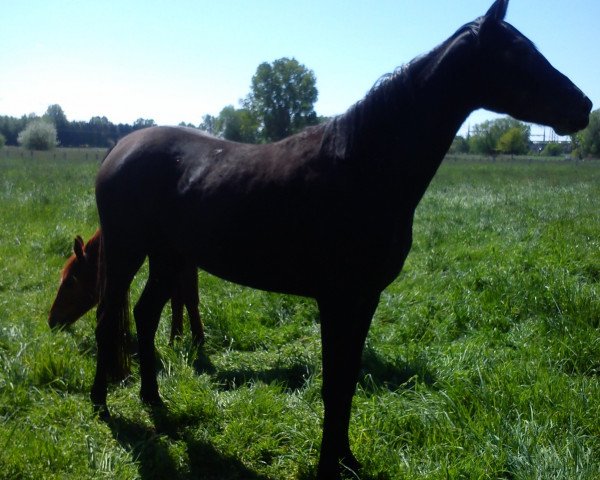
[341,453,362,474]
[316,454,362,480]
[92,403,111,422]
[141,392,163,407]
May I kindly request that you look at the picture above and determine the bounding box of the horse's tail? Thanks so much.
[96,230,132,382]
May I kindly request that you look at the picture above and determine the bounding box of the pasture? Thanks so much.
[0,150,599,479]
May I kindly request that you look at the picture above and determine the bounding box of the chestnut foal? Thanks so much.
[49,229,204,345]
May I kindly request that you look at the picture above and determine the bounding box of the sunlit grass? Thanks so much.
[1,153,599,478]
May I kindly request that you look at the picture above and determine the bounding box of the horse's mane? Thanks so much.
[320,21,483,160]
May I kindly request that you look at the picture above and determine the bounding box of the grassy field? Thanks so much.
[0,150,599,479]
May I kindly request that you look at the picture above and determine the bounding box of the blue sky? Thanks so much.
[1,0,598,138]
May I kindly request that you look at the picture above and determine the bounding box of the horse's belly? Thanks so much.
[193,245,320,297]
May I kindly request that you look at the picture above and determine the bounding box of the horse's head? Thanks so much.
[48,235,99,329]
[472,0,591,135]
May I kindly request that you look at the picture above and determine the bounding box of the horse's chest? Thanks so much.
[377,226,413,287]
[341,215,413,292]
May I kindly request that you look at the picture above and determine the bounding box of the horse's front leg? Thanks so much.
[316,292,380,480]
[134,256,173,404]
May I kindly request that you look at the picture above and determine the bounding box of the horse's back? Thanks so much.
[95,125,338,295]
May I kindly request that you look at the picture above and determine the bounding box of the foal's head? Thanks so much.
[468,0,591,134]
[48,234,99,329]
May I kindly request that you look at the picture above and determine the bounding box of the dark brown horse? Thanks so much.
[91,1,592,477]
[48,230,204,345]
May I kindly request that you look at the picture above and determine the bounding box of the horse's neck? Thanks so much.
[334,41,477,207]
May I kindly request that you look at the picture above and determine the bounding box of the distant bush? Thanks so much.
[17,120,58,150]
[497,126,529,155]
[541,142,563,157]
[574,109,600,158]
[0,132,5,148]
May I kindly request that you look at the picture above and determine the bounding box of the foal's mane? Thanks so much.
[60,255,78,281]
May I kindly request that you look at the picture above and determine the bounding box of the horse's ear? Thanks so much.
[74,236,85,261]
[485,0,508,21]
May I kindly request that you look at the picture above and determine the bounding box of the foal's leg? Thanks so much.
[316,292,380,480]
[181,266,204,345]
[134,254,174,404]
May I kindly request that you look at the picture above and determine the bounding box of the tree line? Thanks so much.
[0,109,157,150]
[1,55,598,157]
[450,112,600,159]
[0,57,321,151]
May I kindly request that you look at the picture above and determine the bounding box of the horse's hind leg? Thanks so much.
[91,241,144,416]
[134,253,175,404]
[181,266,204,345]
[169,285,185,344]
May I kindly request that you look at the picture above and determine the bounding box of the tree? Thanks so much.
[133,118,157,129]
[245,57,318,142]
[43,104,68,143]
[17,119,58,150]
[0,132,5,149]
[469,117,530,155]
[200,114,218,135]
[88,116,114,147]
[0,115,28,145]
[574,109,600,158]
[469,120,499,155]
[497,127,529,155]
[449,135,469,154]
[215,105,259,143]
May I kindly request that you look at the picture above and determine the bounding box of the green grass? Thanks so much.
[0,151,599,479]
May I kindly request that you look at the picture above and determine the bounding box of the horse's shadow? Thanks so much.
[108,406,390,480]
[107,346,433,480]
[358,346,436,393]
[107,406,269,480]
[192,345,435,393]
[193,349,316,392]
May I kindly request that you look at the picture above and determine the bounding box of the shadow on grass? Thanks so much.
[193,344,434,394]
[102,347,427,479]
[358,346,435,393]
[193,348,316,392]
[107,406,269,480]
[213,363,315,392]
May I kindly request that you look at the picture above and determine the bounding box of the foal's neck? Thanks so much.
[86,230,102,264]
